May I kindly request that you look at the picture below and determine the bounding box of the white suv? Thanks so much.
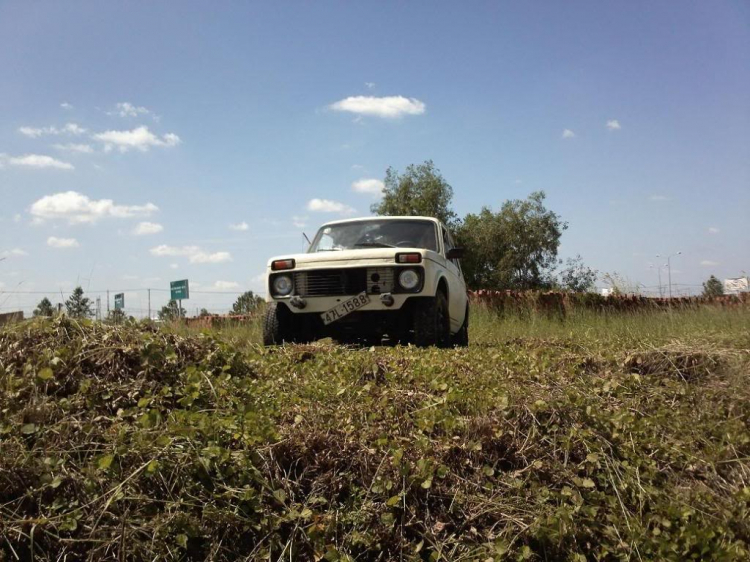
[263,216,469,347]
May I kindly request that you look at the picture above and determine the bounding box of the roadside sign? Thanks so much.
[724,277,748,294]
[170,279,189,300]
[114,293,124,310]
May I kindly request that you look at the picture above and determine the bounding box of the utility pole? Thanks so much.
[657,252,681,299]
[106,290,110,315]
[649,263,665,298]
[148,289,151,320]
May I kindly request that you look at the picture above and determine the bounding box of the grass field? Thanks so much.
[1,305,749,560]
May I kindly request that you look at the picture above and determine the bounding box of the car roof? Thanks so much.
[319,216,443,228]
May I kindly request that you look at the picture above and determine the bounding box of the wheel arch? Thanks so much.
[436,275,449,300]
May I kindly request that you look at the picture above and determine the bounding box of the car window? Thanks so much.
[442,227,453,255]
[309,220,438,252]
[442,227,462,271]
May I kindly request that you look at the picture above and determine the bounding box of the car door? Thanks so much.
[440,225,468,331]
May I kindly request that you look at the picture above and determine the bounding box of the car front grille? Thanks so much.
[294,267,395,297]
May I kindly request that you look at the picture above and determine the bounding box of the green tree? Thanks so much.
[702,275,724,298]
[65,286,94,318]
[456,192,568,290]
[198,308,212,317]
[158,300,186,321]
[559,255,598,293]
[106,308,126,324]
[231,291,263,315]
[33,297,55,317]
[371,160,458,226]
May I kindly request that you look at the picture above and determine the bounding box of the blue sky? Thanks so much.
[1,1,748,316]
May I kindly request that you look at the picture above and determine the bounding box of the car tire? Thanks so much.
[263,303,294,345]
[413,291,451,348]
[452,303,469,347]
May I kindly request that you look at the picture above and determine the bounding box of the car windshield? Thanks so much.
[309,219,438,252]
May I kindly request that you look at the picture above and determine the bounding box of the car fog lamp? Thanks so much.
[398,269,420,290]
[273,275,293,296]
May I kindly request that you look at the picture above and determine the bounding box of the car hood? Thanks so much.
[267,248,432,270]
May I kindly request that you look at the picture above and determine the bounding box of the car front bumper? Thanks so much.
[271,292,417,314]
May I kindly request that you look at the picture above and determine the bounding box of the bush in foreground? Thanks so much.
[1,317,749,560]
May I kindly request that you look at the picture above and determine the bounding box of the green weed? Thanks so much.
[1,311,749,560]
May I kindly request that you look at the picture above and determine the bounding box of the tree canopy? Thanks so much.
[702,275,724,298]
[456,192,568,290]
[231,291,263,315]
[158,300,186,321]
[33,297,55,317]
[558,255,598,293]
[371,160,457,226]
[65,287,94,319]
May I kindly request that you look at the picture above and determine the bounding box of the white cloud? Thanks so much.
[191,251,232,264]
[60,102,73,110]
[53,143,94,154]
[213,280,239,290]
[649,195,669,201]
[64,123,86,135]
[132,221,163,235]
[18,123,86,138]
[1,248,27,257]
[92,126,180,152]
[47,236,79,248]
[13,214,22,223]
[352,178,384,196]
[1,153,74,170]
[606,119,621,130]
[329,95,426,118]
[111,102,152,118]
[149,245,232,264]
[562,129,576,139]
[30,191,158,224]
[708,227,719,234]
[365,82,376,89]
[169,263,179,269]
[150,245,199,257]
[700,260,719,267]
[307,198,356,215]
[292,215,307,228]
[229,221,249,231]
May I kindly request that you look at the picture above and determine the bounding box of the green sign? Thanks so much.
[170,279,189,301]
[114,293,124,310]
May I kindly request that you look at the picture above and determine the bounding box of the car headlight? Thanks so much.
[272,274,293,296]
[398,269,420,291]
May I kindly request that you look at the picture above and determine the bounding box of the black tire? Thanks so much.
[263,302,294,345]
[452,303,469,347]
[413,291,451,348]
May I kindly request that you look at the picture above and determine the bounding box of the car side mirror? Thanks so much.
[446,248,464,260]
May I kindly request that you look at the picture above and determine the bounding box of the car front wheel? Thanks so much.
[452,303,469,347]
[263,302,294,345]
[413,291,451,348]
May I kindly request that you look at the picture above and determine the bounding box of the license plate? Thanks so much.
[321,292,370,325]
